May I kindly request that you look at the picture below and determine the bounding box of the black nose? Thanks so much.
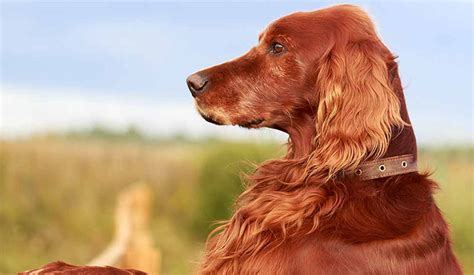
[187,73,208,97]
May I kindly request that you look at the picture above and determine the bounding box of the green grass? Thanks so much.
[0,137,471,274]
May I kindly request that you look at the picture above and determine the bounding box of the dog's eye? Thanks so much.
[270,42,285,55]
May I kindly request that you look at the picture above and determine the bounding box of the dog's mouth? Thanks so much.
[200,113,223,125]
[196,103,265,128]
[200,112,265,128]
[238,118,265,128]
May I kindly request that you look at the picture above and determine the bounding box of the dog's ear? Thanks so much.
[310,40,406,179]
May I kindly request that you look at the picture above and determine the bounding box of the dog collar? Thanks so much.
[348,154,418,181]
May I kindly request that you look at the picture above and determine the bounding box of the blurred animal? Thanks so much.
[19,261,146,275]
[187,4,462,274]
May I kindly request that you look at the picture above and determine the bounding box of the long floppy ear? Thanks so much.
[309,40,406,179]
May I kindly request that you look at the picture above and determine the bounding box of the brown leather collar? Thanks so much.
[348,154,418,181]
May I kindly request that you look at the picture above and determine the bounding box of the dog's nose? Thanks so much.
[187,73,208,97]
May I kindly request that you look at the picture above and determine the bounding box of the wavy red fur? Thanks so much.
[188,4,462,274]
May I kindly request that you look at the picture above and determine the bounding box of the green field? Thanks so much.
[0,136,472,274]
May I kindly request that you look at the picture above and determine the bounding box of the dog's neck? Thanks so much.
[285,114,317,159]
[384,62,418,159]
[384,116,417,158]
[285,117,417,160]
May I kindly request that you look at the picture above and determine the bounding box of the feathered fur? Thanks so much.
[188,4,462,274]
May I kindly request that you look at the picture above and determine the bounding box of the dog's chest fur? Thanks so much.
[212,175,461,274]
[233,210,459,275]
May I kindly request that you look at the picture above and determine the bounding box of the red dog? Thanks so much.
[187,4,461,274]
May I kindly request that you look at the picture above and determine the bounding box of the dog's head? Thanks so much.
[187,4,407,172]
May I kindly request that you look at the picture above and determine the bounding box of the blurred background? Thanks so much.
[1,0,472,274]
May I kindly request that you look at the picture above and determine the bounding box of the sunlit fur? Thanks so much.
[310,38,407,181]
[190,4,461,274]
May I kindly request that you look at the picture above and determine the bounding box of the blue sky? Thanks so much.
[1,1,472,144]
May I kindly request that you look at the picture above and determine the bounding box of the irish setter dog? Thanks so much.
[187,5,461,275]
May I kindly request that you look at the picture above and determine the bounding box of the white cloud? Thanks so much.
[409,112,473,146]
[0,85,285,141]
